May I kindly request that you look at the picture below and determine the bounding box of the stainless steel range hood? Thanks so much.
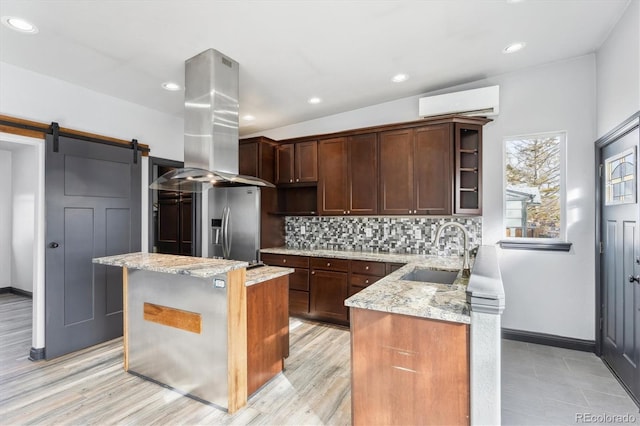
[150,49,274,192]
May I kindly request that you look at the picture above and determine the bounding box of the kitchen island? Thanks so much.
[92,252,293,413]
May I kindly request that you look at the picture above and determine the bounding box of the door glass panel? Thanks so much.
[605,147,636,205]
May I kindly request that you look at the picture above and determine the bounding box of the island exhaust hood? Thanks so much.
[150,49,274,192]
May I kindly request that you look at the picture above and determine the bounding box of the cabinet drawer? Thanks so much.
[289,290,309,315]
[310,257,349,272]
[290,269,309,291]
[386,262,406,275]
[349,274,380,288]
[350,260,386,276]
[262,253,309,269]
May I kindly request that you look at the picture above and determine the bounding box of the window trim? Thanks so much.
[501,131,570,250]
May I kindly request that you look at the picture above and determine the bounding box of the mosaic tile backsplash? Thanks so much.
[285,216,482,256]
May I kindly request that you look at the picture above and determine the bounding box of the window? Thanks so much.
[502,132,569,250]
[604,147,636,205]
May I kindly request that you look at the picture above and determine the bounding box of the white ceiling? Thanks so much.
[0,0,630,136]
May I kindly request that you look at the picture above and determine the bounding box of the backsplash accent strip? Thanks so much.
[285,216,482,256]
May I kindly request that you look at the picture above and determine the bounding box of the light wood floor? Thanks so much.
[0,294,351,425]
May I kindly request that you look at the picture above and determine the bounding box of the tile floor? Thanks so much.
[502,339,639,425]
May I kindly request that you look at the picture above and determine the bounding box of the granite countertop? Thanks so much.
[245,266,295,287]
[92,252,248,278]
[260,247,470,324]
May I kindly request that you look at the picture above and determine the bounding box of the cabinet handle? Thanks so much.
[343,211,346,214]
[282,259,286,263]
[296,178,299,182]
[347,210,350,214]
[290,179,293,183]
[311,271,315,275]
[327,262,331,267]
[365,266,369,270]
[365,279,369,284]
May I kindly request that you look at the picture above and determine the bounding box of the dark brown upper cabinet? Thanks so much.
[378,128,415,215]
[239,136,284,248]
[414,125,453,215]
[239,136,276,183]
[276,141,318,184]
[275,115,489,216]
[318,133,378,216]
[379,125,453,215]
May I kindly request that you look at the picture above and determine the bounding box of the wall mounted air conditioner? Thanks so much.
[418,85,499,118]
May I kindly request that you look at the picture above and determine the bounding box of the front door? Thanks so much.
[600,120,640,404]
[45,135,141,359]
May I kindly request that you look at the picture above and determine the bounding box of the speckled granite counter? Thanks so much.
[260,247,470,324]
[93,252,294,286]
[93,252,247,278]
[245,266,294,286]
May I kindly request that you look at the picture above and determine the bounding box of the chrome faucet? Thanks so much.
[434,222,471,278]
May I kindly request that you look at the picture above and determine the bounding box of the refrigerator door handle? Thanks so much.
[223,206,231,259]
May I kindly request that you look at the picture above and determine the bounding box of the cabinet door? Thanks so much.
[379,129,414,214]
[414,125,453,215]
[318,137,348,215]
[239,141,258,177]
[348,133,378,215]
[295,141,318,183]
[276,143,295,184]
[157,198,180,254]
[310,269,348,323]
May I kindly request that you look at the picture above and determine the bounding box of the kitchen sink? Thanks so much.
[400,268,459,285]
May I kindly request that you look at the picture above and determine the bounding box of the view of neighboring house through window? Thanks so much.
[504,132,565,239]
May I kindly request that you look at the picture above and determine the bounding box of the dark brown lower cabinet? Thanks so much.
[310,269,349,324]
[351,307,470,426]
[260,253,310,316]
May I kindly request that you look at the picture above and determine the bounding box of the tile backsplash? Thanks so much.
[285,216,482,256]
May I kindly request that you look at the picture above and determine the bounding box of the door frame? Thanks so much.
[147,156,201,256]
[0,131,46,359]
[594,111,640,357]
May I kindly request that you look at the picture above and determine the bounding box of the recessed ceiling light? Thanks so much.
[308,97,322,105]
[161,82,181,91]
[242,115,256,121]
[503,42,526,54]
[392,73,409,83]
[2,16,38,34]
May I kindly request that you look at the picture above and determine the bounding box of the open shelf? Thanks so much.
[455,125,482,214]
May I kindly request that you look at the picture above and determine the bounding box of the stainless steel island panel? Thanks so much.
[127,268,229,409]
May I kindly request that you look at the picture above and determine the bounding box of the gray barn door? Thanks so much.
[45,135,141,359]
[600,124,640,404]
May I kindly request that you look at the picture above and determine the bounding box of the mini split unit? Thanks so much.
[418,85,500,118]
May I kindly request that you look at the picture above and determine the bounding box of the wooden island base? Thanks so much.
[350,307,470,426]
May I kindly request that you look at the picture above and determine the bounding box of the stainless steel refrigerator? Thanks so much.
[208,186,261,264]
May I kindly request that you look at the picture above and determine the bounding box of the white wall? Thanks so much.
[596,0,640,138]
[0,61,185,253]
[0,150,12,288]
[248,55,598,340]
[11,145,38,293]
[0,62,184,349]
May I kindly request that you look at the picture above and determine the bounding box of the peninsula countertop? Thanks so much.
[260,247,470,324]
